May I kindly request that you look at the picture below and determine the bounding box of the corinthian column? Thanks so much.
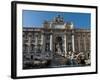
[27,37,31,54]
[64,34,67,57]
[84,36,86,51]
[78,37,80,52]
[50,34,52,51]
[72,34,75,52]
[64,34,66,53]
[42,34,45,53]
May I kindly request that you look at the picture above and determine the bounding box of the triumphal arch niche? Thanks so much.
[43,15,78,56]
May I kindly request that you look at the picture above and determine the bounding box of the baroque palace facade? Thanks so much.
[23,15,90,69]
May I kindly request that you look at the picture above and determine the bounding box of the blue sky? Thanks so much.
[22,10,91,29]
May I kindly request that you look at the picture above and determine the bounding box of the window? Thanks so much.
[45,43,50,51]
[38,34,41,39]
[23,44,28,52]
[28,33,33,37]
[30,44,35,51]
[37,44,41,53]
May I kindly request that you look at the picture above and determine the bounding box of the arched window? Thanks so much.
[23,32,27,39]
[28,32,33,38]
[37,44,41,53]
[30,44,35,51]
[23,44,28,52]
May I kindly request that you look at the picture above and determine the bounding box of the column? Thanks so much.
[50,22,52,28]
[84,36,86,52]
[35,35,38,53]
[64,34,66,53]
[64,34,67,57]
[41,34,43,52]
[78,37,80,52]
[42,34,45,53]
[41,34,43,45]
[50,34,52,51]
[27,37,31,54]
[66,35,68,52]
[26,35,31,59]
[72,34,75,52]
[25,36,31,61]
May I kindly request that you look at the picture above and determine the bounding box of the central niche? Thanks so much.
[55,36,63,53]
